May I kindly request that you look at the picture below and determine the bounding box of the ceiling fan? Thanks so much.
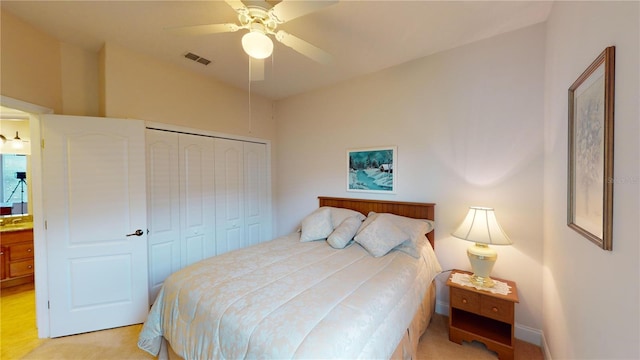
[168,0,337,80]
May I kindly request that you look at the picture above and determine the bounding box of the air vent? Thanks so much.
[196,58,211,66]
[184,52,212,66]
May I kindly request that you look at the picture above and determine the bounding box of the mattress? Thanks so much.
[138,231,442,359]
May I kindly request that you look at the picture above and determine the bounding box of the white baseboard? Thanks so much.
[435,299,448,316]
[515,323,542,346]
[541,332,552,360]
[434,300,544,348]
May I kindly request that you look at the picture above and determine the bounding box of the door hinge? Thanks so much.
[41,139,45,149]
[48,301,50,309]
[44,220,47,230]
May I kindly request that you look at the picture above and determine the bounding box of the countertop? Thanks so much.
[0,222,34,233]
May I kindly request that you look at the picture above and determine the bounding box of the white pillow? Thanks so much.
[300,207,334,242]
[325,207,366,228]
[357,212,433,258]
[327,216,362,249]
[354,215,409,257]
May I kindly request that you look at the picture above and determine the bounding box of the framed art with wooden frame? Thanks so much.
[567,46,615,250]
[347,146,397,193]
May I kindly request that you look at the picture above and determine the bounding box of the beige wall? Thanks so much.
[0,9,275,142]
[60,42,100,116]
[0,9,62,113]
[543,2,639,358]
[101,42,275,141]
[275,24,546,338]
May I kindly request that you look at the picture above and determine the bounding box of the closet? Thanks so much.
[145,129,270,302]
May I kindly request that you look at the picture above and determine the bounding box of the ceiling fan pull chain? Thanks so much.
[248,60,253,134]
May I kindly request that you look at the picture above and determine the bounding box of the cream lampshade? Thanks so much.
[452,206,512,287]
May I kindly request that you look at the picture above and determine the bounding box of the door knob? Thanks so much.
[126,229,144,237]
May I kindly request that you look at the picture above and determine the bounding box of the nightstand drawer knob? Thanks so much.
[462,298,468,304]
[492,307,499,313]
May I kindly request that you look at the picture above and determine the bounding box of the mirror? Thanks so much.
[1,154,29,216]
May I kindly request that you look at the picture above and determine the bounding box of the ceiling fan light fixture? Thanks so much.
[242,30,273,59]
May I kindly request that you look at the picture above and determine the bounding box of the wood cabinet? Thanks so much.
[447,270,519,360]
[1,228,34,288]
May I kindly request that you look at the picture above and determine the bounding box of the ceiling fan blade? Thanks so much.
[224,0,248,12]
[250,58,265,82]
[165,23,239,36]
[270,0,338,23]
[275,30,332,64]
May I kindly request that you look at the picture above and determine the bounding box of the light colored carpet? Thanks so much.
[6,287,541,359]
[21,313,542,359]
[419,313,505,359]
[22,324,154,360]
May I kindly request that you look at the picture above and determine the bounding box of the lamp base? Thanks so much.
[469,273,495,288]
[467,243,497,288]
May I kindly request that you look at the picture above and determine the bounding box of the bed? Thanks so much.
[138,197,441,359]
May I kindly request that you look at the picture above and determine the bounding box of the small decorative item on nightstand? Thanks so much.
[447,269,519,360]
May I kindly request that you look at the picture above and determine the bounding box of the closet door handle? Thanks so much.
[126,229,144,237]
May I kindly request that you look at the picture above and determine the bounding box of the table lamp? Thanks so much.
[452,206,512,287]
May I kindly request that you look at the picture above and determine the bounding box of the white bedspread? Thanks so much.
[138,233,441,359]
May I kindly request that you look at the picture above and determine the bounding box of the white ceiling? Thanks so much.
[1,1,552,100]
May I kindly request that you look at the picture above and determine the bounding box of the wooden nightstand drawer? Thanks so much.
[9,259,34,277]
[450,287,480,313]
[8,243,34,261]
[480,296,513,323]
[447,270,519,360]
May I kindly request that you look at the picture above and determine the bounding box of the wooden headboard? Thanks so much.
[318,197,436,248]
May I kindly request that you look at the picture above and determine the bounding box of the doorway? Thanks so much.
[0,105,40,357]
[1,96,52,339]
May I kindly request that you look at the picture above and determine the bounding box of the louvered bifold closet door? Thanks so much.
[178,134,215,267]
[146,130,271,302]
[244,142,270,247]
[145,129,181,304]
[214,138,245,255]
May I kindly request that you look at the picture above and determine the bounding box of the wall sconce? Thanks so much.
[0,131,26,151]
[12,131,24,149]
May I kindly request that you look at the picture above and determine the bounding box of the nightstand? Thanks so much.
[446,270,519,360]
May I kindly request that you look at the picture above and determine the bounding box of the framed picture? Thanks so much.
[347,146,397,193]
[567,46,615,250]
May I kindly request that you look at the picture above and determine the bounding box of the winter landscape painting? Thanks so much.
[347,146,397,193]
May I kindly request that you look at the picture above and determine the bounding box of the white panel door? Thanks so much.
[179,134,215,266]
[214,138,244,254]
[43,115,148,337]
[244,142,269,246]
[145,130,180,303]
